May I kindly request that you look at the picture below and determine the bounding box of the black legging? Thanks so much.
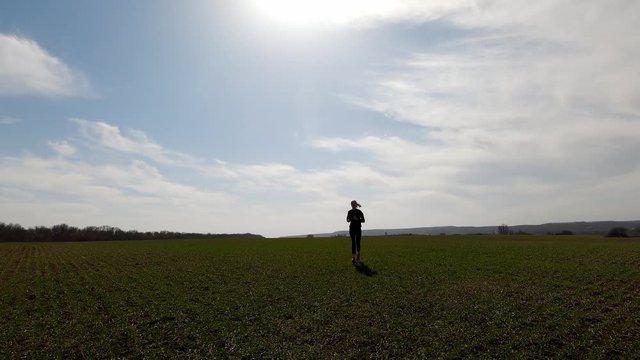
[350,227,362,254]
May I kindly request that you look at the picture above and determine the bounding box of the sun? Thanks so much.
[250,0,392,28]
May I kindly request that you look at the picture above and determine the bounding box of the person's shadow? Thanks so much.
[353,261,377,277]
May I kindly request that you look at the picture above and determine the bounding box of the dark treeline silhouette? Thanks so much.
[606,227,629,238]
[0,222,262,242]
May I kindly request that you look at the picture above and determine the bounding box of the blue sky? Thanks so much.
[1,0,639,237]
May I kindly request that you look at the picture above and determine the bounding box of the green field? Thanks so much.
[1,236,639,359]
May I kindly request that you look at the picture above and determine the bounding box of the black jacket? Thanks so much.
[347,209,365,229]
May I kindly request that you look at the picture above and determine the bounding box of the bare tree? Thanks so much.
[497,224,510,235]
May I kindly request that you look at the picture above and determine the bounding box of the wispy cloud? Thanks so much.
[0,149,373,236]
[0,118,387,236]
[48,140,76,157]
[71,118,198,165]
[338,0,639,124]
[0,34,93,97]
[2,109,638,236]
[311,131,640,227]
[0,154,236,232]
[327,0,640,226]
[69,118,386,198]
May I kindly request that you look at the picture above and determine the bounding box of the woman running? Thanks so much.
[346,200,365,263]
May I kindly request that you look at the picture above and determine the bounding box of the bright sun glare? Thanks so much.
[251,0,394,28]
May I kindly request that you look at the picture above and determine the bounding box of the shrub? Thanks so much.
[606,227,629,238]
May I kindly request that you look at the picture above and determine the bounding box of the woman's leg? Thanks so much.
[355,229,362,260]
[349,229,357,260]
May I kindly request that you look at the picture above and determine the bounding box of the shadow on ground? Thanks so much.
[354,261,378,277]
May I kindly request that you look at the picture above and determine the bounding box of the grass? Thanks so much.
[1,235,639,359]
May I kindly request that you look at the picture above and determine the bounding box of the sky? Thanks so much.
[1,0,639,237]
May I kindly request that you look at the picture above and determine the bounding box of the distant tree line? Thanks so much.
[497,224,530,235]
[0,222,263,242]
[497,224,511,235]
[606,227,629,238]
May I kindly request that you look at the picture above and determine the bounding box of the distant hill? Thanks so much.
[303,220,640,237]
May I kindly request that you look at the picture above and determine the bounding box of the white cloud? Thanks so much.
[0,33,93,97]
[0,150,377,236]
[67,119,387,200]
[338,0,640,124]
[0,154,241,232]
[0,186,34,201]
[0,119,382,236]
[3,106,639,237]
[48,140,76,157]
[326,0,640,226]
[71,118,198,165]
[310,131,640,228]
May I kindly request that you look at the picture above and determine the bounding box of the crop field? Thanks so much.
[1,235,639,359]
